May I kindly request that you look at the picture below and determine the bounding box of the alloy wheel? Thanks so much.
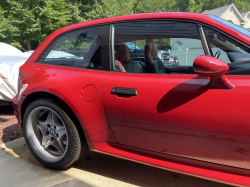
[26,106,69,162]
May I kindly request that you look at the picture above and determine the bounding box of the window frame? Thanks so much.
[36,23,111,72]
[110,19,210,73]
[200,23,250,55]
[110,19,250,75]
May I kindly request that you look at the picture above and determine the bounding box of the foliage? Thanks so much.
[65,0,102,23]
[0,0,71,51]
[54,39,91,51]
[86,0,135,20]
[1,0,250,51]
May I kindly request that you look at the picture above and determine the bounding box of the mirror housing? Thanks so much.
[193,55,234,89]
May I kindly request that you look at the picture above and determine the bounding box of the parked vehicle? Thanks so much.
[169,56,179,66]
[13,12,250,186]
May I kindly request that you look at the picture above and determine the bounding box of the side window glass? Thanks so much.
[203,26,250,75]
[112,21,205,74]
[37,25,109,70]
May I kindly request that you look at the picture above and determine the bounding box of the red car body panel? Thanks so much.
[89,141,250,186]
[16,63,117,143]
[12,13,250,186]
[103,72,250,170]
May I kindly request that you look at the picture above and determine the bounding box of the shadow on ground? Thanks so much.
[2,140,230,187]
[0,102,22,144]
[70,151,230,187]
[0,102,13,115]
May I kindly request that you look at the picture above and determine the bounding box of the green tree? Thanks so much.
[0,0,71,51]
[0,8,24,49]
[187,0,203,13]
[85,0,135,20]
[65,0,102,23]
[133,0,177,14]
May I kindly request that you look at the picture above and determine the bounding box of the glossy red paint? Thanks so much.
[193,55,234,89]
[18,63,116,143]
[81,85,97,102]
[88,141,250,186]
[103,72,250,170]
[13,12,250,186]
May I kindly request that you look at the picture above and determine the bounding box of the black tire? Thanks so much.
[23,98,88,169]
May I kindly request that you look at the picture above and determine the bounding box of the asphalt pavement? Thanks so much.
[0,138,231,187]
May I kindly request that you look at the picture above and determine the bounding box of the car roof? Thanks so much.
[47,12,250,44]
[61,12,210,32]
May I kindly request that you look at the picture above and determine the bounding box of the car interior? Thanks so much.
[111,32,250,74]
[204,26,250,75]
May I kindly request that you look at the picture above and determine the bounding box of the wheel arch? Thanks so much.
[21,91,85,139]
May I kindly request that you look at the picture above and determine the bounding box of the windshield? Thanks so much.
[210,15,250,38]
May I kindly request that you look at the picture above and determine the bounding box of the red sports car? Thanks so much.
[13,12,250,186]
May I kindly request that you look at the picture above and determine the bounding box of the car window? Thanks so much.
[203,26,250,75]
[125,42,141,49]
[112,20,205,74]
[37,25,109,70]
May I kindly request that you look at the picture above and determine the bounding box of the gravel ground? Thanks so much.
[0,102,23,145]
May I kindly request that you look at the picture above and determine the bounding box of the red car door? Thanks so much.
[103,73,250,169]
[103,20,250,169]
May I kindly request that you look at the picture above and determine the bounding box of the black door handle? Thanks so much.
[111,87,138,96]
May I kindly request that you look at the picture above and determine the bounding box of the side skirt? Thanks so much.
[87,141,250,187]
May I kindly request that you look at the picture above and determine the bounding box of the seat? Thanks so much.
[115,60,126,72]
[115,42,142,73]
[144,40,165,73]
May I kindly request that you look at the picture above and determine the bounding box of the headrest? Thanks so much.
[115,41,130,64]
[146,40,158,60]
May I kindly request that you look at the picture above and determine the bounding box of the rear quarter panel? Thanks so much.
[19,63,116,143]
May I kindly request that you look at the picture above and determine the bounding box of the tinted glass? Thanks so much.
[203,26,250,75]
[37,25,109,70]
[112,20,205,74]
[210,15,250,38]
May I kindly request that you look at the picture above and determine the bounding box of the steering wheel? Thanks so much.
[214,50,221,58]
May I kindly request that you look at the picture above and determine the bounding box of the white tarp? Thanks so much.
[0,42,32,102]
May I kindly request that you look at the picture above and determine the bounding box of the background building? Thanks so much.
[202,3,250,30]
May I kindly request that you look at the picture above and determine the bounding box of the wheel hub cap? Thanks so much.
[50,128,56,135]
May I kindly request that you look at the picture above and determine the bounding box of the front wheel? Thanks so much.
[23,98,88,169]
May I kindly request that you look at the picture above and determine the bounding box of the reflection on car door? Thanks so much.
[103,72,250,169]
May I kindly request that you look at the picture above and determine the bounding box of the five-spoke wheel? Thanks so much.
[23,98,88,169]
[26,106,69,162]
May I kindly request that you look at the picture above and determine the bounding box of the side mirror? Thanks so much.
[193,55,234,89]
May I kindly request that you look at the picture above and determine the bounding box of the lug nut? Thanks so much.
[44,131,49,136]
